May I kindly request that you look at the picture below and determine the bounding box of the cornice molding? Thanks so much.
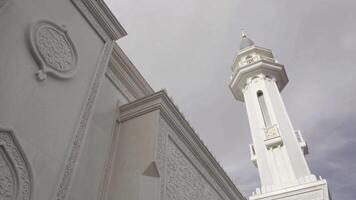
[238,45,273,57]
[105,69,135,102]
[72,0,127,41]
[119,91,246,200]
[230,60,288,102]
[108,44,154,100]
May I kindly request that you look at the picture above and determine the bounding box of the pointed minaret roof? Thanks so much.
[239,30,255,50]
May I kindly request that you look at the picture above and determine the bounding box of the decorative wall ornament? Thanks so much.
[166,139,222,200]
[0,0,8,8]
[157,118,168,200]
[54,42,114,200]
[0,127,32,200]
[119,91,242,200]
[29,20,78,80]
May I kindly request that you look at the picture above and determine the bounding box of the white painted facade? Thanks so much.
[0,1,246,199]
[230,34,331,200]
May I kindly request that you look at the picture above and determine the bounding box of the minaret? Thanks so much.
[229,32,331,200]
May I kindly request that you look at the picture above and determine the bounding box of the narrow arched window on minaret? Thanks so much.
[229,31,332,200]
[256,91,272,128]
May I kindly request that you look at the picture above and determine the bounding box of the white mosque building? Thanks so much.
[0,0,331,199]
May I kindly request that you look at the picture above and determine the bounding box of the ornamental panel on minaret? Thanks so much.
[229,32,331,200]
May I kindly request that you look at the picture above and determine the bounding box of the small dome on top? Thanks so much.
[239,31,255,50]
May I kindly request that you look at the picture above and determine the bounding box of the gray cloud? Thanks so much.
[105,0,356,198]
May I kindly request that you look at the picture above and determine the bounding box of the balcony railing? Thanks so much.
[295,130,308,155]
[249,144,257,167]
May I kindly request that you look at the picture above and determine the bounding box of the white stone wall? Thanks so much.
[0,1,244,200]
[165,125,223,200]
[110,91,245,200]
[0,0,129,199]
[0,0,114,199]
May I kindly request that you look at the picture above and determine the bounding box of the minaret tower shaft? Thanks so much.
[229,32,331,200]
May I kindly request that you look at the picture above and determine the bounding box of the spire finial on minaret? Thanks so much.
[239,29,254,50]
[241,29,246,38]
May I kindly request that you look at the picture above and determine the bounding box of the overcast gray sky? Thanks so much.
[105,0,356,199]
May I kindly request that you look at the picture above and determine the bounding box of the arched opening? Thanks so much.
[257,91,272,127]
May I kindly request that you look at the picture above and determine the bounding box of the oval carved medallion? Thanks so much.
[30,20,78,80]
[0,127,32,200]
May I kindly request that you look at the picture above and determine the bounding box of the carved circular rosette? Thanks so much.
[29,20,78,80]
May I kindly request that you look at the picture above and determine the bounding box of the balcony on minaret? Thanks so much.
[229,35,288,102]
[232,46,278,73]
